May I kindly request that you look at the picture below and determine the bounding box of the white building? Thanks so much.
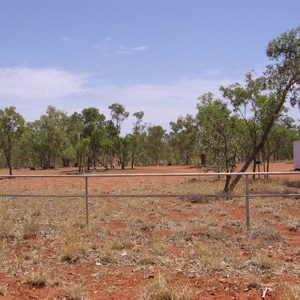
[294,140,300,170]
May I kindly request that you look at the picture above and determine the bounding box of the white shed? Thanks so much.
[294,140,300,170]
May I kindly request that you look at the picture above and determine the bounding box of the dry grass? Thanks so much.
[0,169,299,299]
[138,274,194,300]
[24,267,49,288]
[279,282,300,300]
[248,220,280,240]
[192,241,224,274]
[284,217,300,232]
[64,284,86,300]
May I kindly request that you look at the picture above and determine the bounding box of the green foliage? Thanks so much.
[0,106,25,174]
[146,125,167,165]
[169,114,198,165]
[108,103,129,169]
[220,26,300,191]
[196,94,239,172]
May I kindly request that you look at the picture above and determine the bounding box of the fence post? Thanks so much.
[85,176,89,225]
[245,174,250,231]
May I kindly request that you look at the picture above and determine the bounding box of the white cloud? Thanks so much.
[88,76,234,132]
[62,36,71,42]
[0,66,235,131]
[0,67,89,99]
[131,46,148,51]
[0,67,91,121]
[116,45,148,55]
[61,36,81,45]
[104,36,113,42]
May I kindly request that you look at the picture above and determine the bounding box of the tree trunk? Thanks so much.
[223,174,231,193]
[131,151,135,169]
[252,158,257,179]
[3,149,13,175]
[7,159,12,176]
[226,92,290,192]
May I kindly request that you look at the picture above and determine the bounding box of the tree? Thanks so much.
[146,125,167,165]
[0,107,25,175]
[108,103,129,169]
[196,94,243,191]
[81,107,106,169]
[221,26,300,192]
[76,137,90,173]
[131,111,146,168]
[169,114,198,165]
[29,106,70,169]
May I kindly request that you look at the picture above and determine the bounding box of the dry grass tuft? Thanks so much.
[97,249,118,265]
[248,221,280,240]
[0,207,15,240]
[284,217,300,232]
[64,284,85,300]
[243,253,278,273]
[279,282,300,300]
[284,180,300,188]
[21,216,39,239]
[60,241,86,264]
[24,267,48,288]
[138,274,194,300]
[193,242,224,274]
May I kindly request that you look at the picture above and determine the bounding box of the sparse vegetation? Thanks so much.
[138,274,194,300]
[64,284,86,300]
[0,164,299,299]
[24,267,49,288]
[280,282,300,300]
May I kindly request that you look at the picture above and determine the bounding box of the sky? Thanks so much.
[0,0,300,134]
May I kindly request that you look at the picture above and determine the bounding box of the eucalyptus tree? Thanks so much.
[131,111,146,168]
[221,26,300,192]
[197,94,235,172]
[0,106,25,175]
[66,112,83,168]
[104,120,119,169]
[196,94,243,191]
[81,107,106,169]
[29,106,70,169]
[14,126,36,168]
[76,137,90,174]
[108,103,129,169]
[146,125,167,165]
[169,114,198,165]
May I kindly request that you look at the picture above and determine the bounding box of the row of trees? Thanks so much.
[1,26,300,192]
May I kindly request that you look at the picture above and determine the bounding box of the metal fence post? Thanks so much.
[85,176,89,225]
[245,174,250,231]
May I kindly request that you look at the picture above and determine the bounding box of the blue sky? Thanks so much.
[0,0,299,133]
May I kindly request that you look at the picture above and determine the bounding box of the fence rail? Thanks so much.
[0,171,299,229]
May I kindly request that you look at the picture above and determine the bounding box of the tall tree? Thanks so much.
[30,106,69,169]
[81,107,106,169]
[221,26,300,192]
[196,94,243,191]
[108,103,129,169]
[146,125,167,165]
[0,107,25,175]
[169,114,198,165]
[131,111,146,168]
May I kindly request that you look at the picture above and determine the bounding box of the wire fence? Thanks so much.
[0,171,299,229]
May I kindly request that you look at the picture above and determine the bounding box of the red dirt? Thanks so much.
[0,163,299,299]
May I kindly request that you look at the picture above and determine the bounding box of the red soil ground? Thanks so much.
[0,162,299,300]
